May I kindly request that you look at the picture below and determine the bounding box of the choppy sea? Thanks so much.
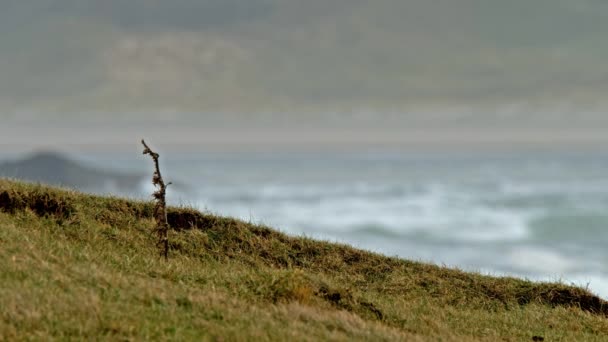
[79,150,608,298]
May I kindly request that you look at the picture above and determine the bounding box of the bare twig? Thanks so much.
[141,139,171,260]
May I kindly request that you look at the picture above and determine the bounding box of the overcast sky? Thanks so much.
[1,1,607,151]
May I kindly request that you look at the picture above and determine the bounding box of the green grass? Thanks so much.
[1,178,607,341]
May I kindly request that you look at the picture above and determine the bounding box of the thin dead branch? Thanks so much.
[141,139,172,260]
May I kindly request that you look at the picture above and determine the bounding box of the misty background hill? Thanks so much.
[2,0,608,124]
[0,151,145,194]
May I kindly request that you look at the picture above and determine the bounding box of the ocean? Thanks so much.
[81,150,608,298]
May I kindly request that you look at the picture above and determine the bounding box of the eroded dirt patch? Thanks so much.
[167,208,217,230]
[0,189,74,221]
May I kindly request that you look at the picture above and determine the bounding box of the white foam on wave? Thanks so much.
[500,180,608,197]
[199,181,412,203]
[506,246,579,274]
[432,207,532,242]
[195,181,536,243]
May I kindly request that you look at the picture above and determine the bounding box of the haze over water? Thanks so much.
[188,152,608,298]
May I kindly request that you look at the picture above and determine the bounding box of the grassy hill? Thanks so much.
[2,1,608,116]
[1,179,608,340]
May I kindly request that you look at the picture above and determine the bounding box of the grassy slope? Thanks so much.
[1,178,608,341]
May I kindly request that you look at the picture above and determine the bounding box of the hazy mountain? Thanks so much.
[0,151,145,194]
[2,1,608,120]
